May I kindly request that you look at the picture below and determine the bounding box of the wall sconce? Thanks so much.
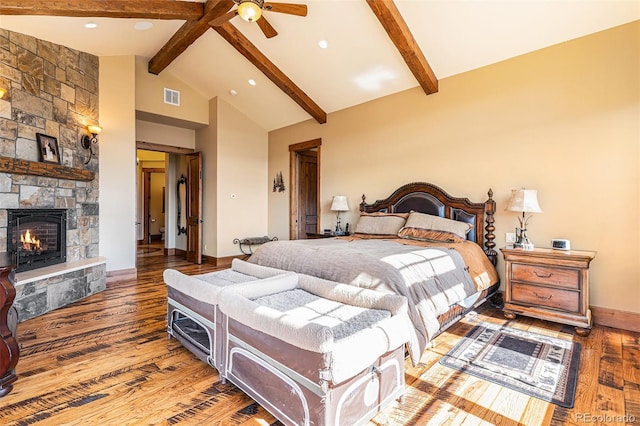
[0,88,6,99]
[81,124,102,164]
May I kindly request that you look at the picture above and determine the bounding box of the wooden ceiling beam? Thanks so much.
[0,0,204,20]
[148,0,234,75]
[212,22,327,125]
[366,0,438,95]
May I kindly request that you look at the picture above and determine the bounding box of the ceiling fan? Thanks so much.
[209,0,308,39]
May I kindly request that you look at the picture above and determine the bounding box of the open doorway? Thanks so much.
[289,139,321,240]
[134,142,202,264]
[136,149,166,256]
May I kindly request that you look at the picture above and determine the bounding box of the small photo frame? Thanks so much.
[36,133,60,164]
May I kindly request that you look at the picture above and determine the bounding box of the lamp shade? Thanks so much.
[330,196,349,212]
[88,124,102,135]
[237,0,262,22]
[505,189,542,213]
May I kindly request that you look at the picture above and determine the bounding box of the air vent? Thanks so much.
[164,88,180,106]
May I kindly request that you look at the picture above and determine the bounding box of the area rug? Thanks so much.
[439,322,581,408]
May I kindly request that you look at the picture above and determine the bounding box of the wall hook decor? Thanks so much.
[273,171,285,192]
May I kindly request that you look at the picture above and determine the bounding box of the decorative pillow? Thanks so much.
[397,227,466,243]
[354,212,408,235]
[401,211,472,239]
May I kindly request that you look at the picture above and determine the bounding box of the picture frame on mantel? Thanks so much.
[36,133,60,165]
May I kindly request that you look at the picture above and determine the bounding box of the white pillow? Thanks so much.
[402,211,472,239]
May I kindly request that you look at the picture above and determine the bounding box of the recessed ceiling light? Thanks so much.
[84,22,98,29]
[318,40,329,49]
[248,79,257,86]
[229,89,238,96]
[134,21,153,31]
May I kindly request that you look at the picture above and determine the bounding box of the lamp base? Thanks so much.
[514,228,534,250]
[514,242,535,250]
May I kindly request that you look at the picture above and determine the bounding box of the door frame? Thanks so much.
[185,152,203,264]
[289,138,321,240]
[136,141,198,261]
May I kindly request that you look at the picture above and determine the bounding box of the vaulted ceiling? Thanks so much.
[1,1,638,131]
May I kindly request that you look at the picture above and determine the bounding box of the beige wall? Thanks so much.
[134,57,209,126]
[196,98,218,257]
[269,22,640,313]
[99,56,137,272]
[197,97,269,258]
[216,99,269,256]
[136,120,196,149]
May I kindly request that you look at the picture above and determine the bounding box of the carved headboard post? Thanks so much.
[359,194,367,212]
[484,188,497,265]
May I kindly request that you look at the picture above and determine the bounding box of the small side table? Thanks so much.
[233,236,278,255]
[0,252,19,397]
[500,246,596,336]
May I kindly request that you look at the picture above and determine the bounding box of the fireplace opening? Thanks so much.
[7,209,67,272]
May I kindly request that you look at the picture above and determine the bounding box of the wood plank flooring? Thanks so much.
[1,252,638,425]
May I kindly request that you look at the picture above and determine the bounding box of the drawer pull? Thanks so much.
[534,271,553,279]
[533,292,553,300]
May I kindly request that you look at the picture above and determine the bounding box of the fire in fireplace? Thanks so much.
[7,209,67,272]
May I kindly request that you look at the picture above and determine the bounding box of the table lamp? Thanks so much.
[505,189,542,250]
[330,196,349,235]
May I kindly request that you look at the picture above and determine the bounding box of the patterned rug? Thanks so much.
[439,322,581,408]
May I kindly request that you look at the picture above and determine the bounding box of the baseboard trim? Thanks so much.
[164,248,186,256]
[106,268,137,283]
[591,306,640,333]
[201,254,246,267]
[491,292,638,333]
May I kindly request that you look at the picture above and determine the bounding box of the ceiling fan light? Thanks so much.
[238,1,262,22]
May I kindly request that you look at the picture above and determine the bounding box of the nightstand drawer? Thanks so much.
[512,264,579,289]
[512,283,579,312]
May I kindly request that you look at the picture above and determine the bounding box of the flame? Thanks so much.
[20,229,41,251]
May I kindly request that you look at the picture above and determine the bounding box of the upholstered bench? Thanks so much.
[216,273,410,426]
[163,259,293,370]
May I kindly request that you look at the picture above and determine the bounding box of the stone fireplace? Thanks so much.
[0,29,106,322]
[7,209,67,272]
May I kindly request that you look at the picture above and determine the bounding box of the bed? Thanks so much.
[248,182,501,363]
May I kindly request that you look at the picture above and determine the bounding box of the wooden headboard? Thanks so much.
[360,182,497,265]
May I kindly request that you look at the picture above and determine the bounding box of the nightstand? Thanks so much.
[500,246,596,336]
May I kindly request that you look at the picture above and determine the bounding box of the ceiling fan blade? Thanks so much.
[264,3,308,17]
[256,16,278,38]
[209,10,238,27]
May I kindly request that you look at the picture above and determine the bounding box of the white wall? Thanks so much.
[99,56,137,272]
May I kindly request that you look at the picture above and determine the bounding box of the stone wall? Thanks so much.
[0,28,104,321]
[0,28,99,263]
[13,262,107,321]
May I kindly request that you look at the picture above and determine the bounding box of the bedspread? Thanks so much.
[248,237,498,363]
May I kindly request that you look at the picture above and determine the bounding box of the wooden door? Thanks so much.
[289,139,321,240]
[298,151,318,237]
[185,153,202,264]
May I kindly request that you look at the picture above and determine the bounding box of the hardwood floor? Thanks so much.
[1,253,638,425]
